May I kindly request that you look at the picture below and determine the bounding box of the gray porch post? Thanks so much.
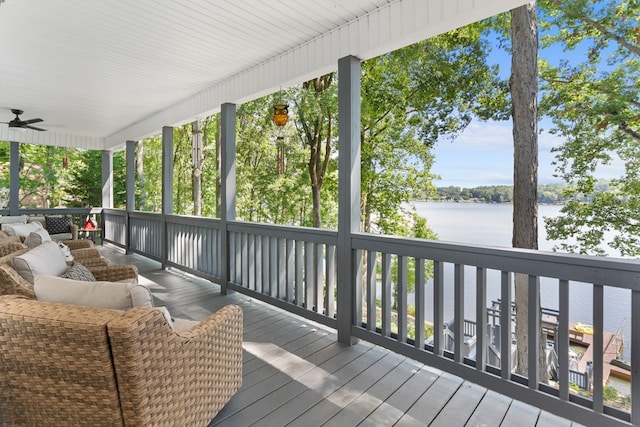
[102,150,113,208]
[337,55,361,345]
[220,103,236,295]
[162,126,174,268]
[9,141,19,215]
[125,140,136,253]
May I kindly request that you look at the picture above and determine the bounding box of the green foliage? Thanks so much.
[434,183,569,204]
[537,0,640,256]
[603,385,619,402]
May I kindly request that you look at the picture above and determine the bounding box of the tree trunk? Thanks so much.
[301,73,334,228]
[511,3,547,382]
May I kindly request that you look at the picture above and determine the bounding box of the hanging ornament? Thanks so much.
[273,104,289,174]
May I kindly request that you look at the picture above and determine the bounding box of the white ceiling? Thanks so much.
[0,0,528,151]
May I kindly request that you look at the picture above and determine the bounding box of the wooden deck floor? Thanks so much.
[99,245,583,427]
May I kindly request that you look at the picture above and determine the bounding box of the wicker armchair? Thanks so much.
[0,294,243,426]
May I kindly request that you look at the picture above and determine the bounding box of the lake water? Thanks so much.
[408,201,631,359]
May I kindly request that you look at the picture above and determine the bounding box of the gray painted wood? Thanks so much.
[9,141,19,215]
[101,150,113,209]
[336,54,360,345]
[91,246,581,427]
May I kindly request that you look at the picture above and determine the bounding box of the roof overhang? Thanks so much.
[0,0,529,151]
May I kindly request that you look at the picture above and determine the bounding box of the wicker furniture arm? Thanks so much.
[64,238,94,250]
[108,304,243,426]
[89,264,139,282]
[72,247,109,267]
[69,223,79,240]
[0,295,126,426]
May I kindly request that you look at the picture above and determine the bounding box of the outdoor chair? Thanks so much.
[0,294,243,426]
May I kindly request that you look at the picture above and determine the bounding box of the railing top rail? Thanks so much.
[228,220,337,244]
[352,232,640,290]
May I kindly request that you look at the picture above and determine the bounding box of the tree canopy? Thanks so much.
[539,0,640,256]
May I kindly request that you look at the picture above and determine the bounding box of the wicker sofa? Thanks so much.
[0,294,243,426]
[0,240,138,298]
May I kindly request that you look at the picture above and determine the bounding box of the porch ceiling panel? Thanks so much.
[0,0,529,151]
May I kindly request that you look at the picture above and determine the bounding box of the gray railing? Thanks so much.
[351,232,640,426]
[99,209,640,426]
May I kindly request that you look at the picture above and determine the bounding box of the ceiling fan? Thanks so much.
[1,108,47,131]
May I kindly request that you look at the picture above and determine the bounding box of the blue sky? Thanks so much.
[431,118,625,188]
[430,22,625,189]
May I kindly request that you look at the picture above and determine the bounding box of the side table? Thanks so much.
[79,228,102,243]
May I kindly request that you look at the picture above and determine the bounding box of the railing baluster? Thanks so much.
[501,271,512,379]
[263,236,270,294]
[270,237,278,298]
[325,245,335,317]
[592,284,604,413]
[228,231,235,283]
[315,243,323,315]
[527,275,540,389]
[278,238,285,299]
[433,260,444,356]
[476,267,487,371]
[295,240,303,306]
[235,231,241,283]
[286,239,294,302]
[305,241,313,310]
[454,263,465,363]
[253,234,261,292]
[242,232,248,287]
[397,255,407,343]
[382,253,392,337]
[367,250,377,331]
[247,234,256,291]
[415,258,425,349]
[354,248,362,329]
[558,279,570,401]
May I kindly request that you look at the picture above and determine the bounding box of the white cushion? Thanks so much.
[0,215,29,226]
[155,306,200,332]
[3,221,43,237]
[34,276,154,310]
[24,229,52,248]
[12,240,68,284]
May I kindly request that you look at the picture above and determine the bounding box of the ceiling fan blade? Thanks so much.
[22,118,43,125]
[25,125,47,131]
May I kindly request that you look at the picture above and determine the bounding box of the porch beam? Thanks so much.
[337,55,361,345]
[9,141,19,215]
[220,102,237,295]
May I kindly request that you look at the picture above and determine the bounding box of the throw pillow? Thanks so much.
[33,276,154,310]
[61,262,96,281]
[12,240,68,284]
[45,216,72,235]
[2,222,43,237]
[0,230,8,239]
[0,215,29,229]
[24,229,52,248]
[57,242,74,263]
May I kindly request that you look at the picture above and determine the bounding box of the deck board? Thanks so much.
[98,247,583,426]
